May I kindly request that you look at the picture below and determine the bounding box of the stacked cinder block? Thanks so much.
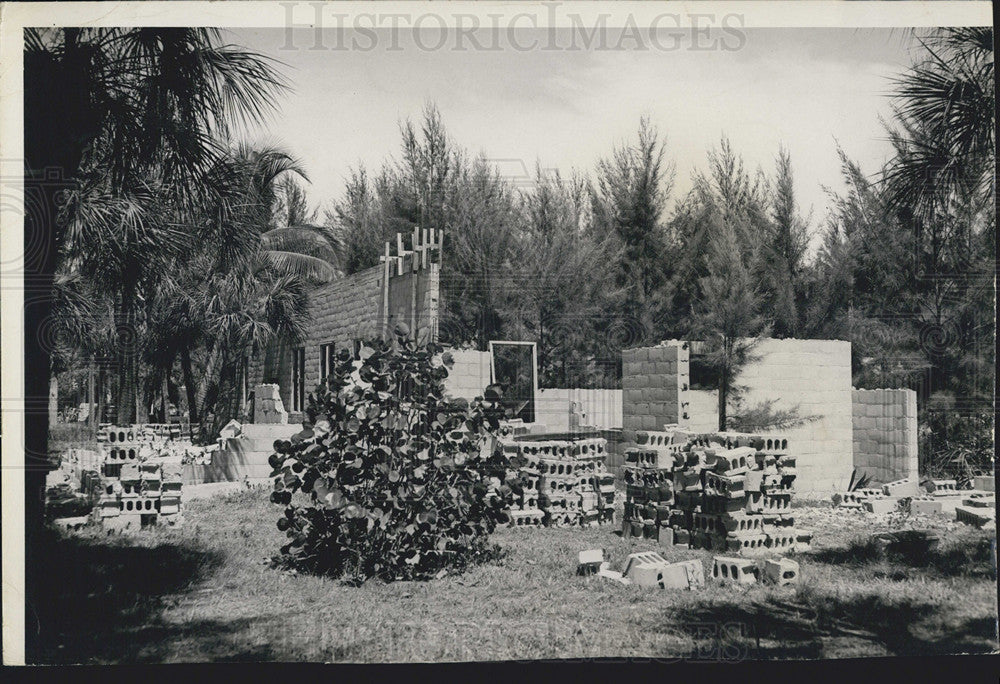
[623,431,805,555]
[620,430,685,542]
[94,425,184,531]
[505,437,614,528]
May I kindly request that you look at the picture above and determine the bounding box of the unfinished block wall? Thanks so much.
[622,341,690,434]
[737,339,853,494]
[442,349,493,400]
[535,388,623,432]
[642,339,854,494]
[251,258,439,415]
[612,342,690,470]
[852,388,918,484]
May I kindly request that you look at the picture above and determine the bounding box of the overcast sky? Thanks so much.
[230,27,923,248]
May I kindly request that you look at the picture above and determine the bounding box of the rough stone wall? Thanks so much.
[852,388,918,483]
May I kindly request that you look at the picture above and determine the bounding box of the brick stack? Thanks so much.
[93,425,184,531]
[623,431,808,555]
[621,430,686,543]
[506,437,615,528]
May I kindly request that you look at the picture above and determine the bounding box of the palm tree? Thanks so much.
[880,28,995,399]
[24,32,288,614]
[26,27,289,434]
[147,145,340,434]
[883,28,995,219]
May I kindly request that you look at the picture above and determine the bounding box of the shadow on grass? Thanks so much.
[27,528,269,663]
[660,591,998,660]
[807,534,996,579]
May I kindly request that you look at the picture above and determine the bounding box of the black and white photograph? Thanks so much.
[1,0,997,665]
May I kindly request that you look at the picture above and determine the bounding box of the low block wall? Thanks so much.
[182,423,300,485]
[852,388,918,483]
[536,388,622,432]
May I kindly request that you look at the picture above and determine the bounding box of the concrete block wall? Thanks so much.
[732,339,853,494]
[681,339,854,495]
[687,389,720,432]
[386,264,440,346]
[852,388,918,484]
[251,261,438,415]
[621,341,690,435]
[443,349,493,400]
[535,388,623,432]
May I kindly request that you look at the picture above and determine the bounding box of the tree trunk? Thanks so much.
[87,359,96,431]
[48,374,58,426]
[116,290,137,425]
[136,368,148,424]
[161,364,171,423]
[180,345,199,425]
[97,367,105,425]
[718,364,728,432]
[196,343,223,426]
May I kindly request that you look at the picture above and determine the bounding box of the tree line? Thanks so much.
[33,28,993,470]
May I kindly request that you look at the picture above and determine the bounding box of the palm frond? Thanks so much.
[263,251,341,284]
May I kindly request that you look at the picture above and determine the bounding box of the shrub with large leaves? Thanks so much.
[269,333,518,583]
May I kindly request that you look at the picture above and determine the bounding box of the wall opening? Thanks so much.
[489,341,537,423]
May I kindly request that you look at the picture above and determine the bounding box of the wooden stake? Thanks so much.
[396,233,405,276]
[381,241,391,340]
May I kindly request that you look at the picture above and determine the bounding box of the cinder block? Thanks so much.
[864,497,900,515]
[763,558,799,586]
[577,549,604,576]
[794,530,813,552]
[712,556,759,584]
[963,496,996,508]
[974,475,995,492]
[882,478,919,497]
[956,506,995,527]
[657,559,705,590]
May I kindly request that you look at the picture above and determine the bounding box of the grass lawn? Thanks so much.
[33,486,999,663]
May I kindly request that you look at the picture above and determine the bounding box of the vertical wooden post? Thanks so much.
[87,358,96,429]
[381,241,391,341]
[410,228,419,342]
[162,366,170,423]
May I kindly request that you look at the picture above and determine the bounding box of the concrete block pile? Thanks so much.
[839,476,996,527]
[93,425,185,531]
[504,437,615,528]
[622,430,809,556]
[581,549,799,590]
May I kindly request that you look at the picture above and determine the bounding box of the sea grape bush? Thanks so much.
[269,332,519,583]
